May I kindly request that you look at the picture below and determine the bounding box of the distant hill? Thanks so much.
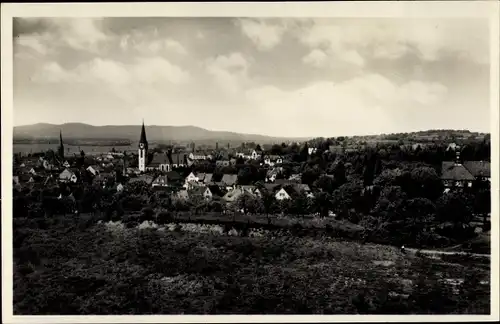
[13,123,310,144]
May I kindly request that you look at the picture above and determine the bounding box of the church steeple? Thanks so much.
[138,120,148,172]
[139,119,148,148]
[58,130,64,160]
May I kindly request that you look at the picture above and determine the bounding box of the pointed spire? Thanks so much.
[139,119,148,145]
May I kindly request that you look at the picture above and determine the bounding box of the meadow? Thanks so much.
[13,213,490,315]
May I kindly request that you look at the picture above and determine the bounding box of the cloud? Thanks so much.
[302,48,365,69]
[127,36,188,55]
[205,52,250,95]
[298,19,489,65]
[14,18,109,55]
[302,49,328,67]
[245,74,448,136]
[33,57,190,86]
[14,35,49,55]
[236,18,287,51]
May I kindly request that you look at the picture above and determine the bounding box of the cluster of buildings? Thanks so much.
[12,122,491,210]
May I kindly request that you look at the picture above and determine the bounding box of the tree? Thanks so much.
[408,166,443,200]
[313,191,332,217]
[436,192,473,224]
[313,175,335,194]
[292,192,310,217]
[261,190,276,220]
[333,160,347,187]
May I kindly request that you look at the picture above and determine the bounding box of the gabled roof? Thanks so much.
[189,186,211,196]
[148,154,169,167]
[59,168,75,179]
[221,174,238,186]
[128,174,154,184]
[275,179,298,186]
[166,171,182,181]
[463,161,491,178]
[264,183,280,192]
[204,173,214,184]
[441,162,475,181]
[153,175,169,185]
[197,173,206,181]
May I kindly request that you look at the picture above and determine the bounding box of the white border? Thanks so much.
[2,1,499,323]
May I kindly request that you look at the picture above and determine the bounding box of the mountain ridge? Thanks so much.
[13,123,310,143]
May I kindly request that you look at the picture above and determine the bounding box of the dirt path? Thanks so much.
[406,248,490,258]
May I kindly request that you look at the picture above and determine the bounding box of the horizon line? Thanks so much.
[13,121,491,139]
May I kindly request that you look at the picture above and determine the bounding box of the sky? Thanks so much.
[13,17,491,137]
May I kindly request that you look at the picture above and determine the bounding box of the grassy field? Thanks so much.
[13,215,490,315]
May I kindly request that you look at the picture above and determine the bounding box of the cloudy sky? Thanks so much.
[13,17,490,137]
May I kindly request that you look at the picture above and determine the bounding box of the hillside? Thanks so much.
[13,123,308,144]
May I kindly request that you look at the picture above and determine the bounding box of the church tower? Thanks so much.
[138,120,148,172]
[58,130,65,160]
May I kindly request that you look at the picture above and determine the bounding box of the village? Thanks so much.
[12,121,491,223]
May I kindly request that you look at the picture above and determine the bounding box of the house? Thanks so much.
[264,183,280,193]
[288,174,301,181]
[239,185,257,194]
[86,165,98,176]
[185,172,198,183]
[441,161,474,189]
[59,169,77,183]
[204,173,214,185]
[128,174,154,185]
[62,161,70,168]
[275,179,298,186]
[184,180,203,191]
[28,168,37,175]
[266,168,279,183]
[152,175,169,188]
[263,155,283,166]
[197,173,206,182]
[174,189,190,201]
[189,186,213,201]
[113,183,124,192]
[221,174,238,189]
[222,188,247,203]
[188,152,207,161]
[446,143,459,151]
[250,150,261,160]
[463,161,491,182]
[275,187,291,200]
[308,147,318,155]
[166,171,183,185]
[216,160,231,168]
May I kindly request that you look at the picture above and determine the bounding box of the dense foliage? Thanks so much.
[13,214,490,315]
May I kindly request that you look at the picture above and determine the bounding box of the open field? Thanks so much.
[13,214,490,315]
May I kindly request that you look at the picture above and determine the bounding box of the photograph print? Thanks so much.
[3,1,499,320]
